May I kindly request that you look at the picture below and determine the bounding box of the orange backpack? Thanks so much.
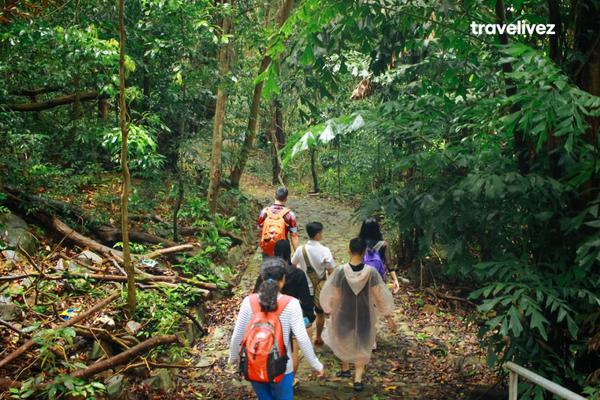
[239,294,292,383]
[260,207,290,256]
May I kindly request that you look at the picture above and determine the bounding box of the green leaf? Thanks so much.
[529,309,548,340]
[508,306,523,337]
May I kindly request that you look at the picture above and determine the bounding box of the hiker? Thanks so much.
[253,240,315,383]
[291,221,335,346]
[229,258,325,400]
[257,187,299,257]
[359,217,401,294]
[320,237,394,392]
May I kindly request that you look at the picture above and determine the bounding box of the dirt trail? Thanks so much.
[188,175,497,399]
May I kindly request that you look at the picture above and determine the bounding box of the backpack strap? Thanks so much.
[265,206,290,220]
[248,293,261,314]
[248,293,292,315]
[301,246,313,270]
[373,240,385,251]
[275,295,292,317]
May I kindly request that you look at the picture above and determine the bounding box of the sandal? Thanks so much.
[335,370,351,378]
[353,382,364,392]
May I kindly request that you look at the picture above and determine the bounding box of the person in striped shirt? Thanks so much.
[228,258,325,399]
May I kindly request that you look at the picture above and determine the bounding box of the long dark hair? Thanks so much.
[358,217,384,248]
[274,239,292,264]
[258,257,286,312]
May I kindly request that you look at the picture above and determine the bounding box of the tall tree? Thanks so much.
[228,0,293,188]
[118,0,136,315]
[207,0,234,212]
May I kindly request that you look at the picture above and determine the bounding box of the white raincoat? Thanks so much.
[320,263,394,364]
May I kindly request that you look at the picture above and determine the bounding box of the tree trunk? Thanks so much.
[269,99,284,186]
[572,0,600,205]
[229,0,293,188]
[495,0,529,175]
[98,98,109,120]
[310,147,319,193]
[118,0,136,316]
[207,0,234,213]
[173,172,184,241]
[547,0,562,65]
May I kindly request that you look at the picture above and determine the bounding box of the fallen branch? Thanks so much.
[70,334,179,379]
[35,213,125,263]
[142,244,196,259]
[73,325,137,349]
[0,318,24,335]
[121,360,211,372]
[0,291,120,369]
[425,288,477,307]
[0,272,215,293]
[175,308,206,336]
[4,91,103,112]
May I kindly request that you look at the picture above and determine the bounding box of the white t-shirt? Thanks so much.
[291,240,335,295]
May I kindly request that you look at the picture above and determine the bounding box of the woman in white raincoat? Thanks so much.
[320,237,394,392]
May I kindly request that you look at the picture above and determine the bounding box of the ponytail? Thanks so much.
[258,258,286,312]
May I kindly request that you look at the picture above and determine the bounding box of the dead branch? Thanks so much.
[425,288,477,307]
[0,291,120,369]
[0,272,215,293]
[70,334,179,379]
[142,244,196,259]
[0,318,24,335]
[73,325,136,349]
[35,213,125,262]
[4,91,103,112]
[121,360,211,372]
[174,308,206,336]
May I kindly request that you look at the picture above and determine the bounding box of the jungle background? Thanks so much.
[0,0,599,399]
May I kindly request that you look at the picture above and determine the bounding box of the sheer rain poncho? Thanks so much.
[320,263,394,364]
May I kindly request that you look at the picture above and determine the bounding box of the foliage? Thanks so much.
[277,0,600,395]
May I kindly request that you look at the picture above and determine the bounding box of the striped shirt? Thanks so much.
[228,294,323,375]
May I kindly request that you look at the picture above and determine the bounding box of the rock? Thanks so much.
[1,250,22,263]
[0,212,38,256]
[195,356,215,368]
[95,315,116,329]
[89,341,102,360]
[105,374,128,400]
[0,303,23,322]
[226,245,244,267]
[125,320,142,335]
[183,305,205,345]
[143,368,175,392]
[76,250,103,265]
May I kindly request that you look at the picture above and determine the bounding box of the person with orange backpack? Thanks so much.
[257,187,299,257]
[228,258,325,399]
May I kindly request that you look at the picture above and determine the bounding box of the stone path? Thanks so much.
[187,175,497,399]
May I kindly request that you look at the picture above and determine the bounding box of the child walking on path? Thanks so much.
[359,217,401,294]
[229,258,324,400]
[291,221,335,345]
[319,237,394,392]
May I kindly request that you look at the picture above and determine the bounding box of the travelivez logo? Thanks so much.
[471,21,556,35]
